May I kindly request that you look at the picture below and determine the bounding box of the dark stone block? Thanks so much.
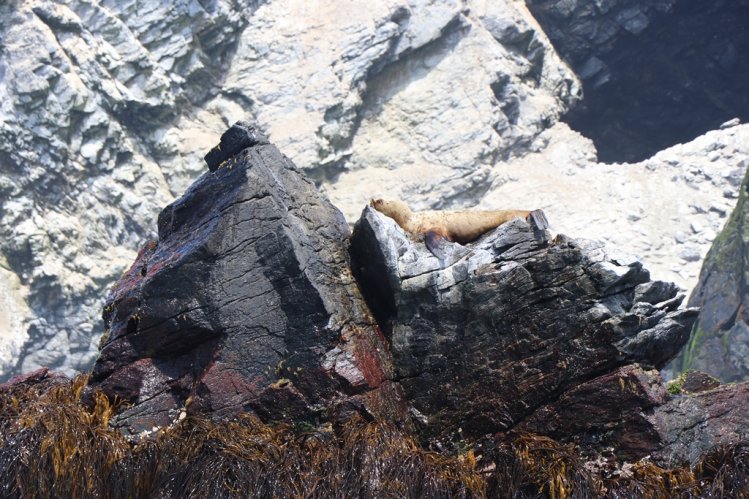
[87,131,404,439]
[350,206,698,447]
[203,121,270,172]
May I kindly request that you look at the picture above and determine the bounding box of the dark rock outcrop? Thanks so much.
[516,364,667,462]
[526,0,676,88]
[350,205,698,445]
[86,123,404,438]
[681,165,749,382]
[653,382,749,465]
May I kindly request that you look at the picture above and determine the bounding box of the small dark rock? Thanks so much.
[633,280,680,305]
[679,370,721,394]
[203,121,269,171]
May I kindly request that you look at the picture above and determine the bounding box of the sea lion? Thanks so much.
[370,198,549,259]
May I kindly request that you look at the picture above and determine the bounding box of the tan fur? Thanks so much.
[370,199,531,244]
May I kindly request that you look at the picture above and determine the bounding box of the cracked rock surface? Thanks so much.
[350,205,698,444]
[518,364,749,466]
[82,124,749,467]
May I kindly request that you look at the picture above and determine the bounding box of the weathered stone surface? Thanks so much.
[3,0,748,384]
[86,133,404,438]
[350,206,698,444]
[681,165,749,382]
[516,364,749,466]
[652,383,749,465]
[0,0,583,380]
[517,364,667,461]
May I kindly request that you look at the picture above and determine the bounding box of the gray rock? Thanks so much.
[679,247,701,262]
[350,206,697,444]
[652,382,749,465]
[681,166,749,382]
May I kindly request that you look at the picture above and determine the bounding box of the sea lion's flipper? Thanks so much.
[527,209,551,243]
[425,230,471,267]
[424,231,450,261]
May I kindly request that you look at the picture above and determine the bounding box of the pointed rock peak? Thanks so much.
[87,124,403,440]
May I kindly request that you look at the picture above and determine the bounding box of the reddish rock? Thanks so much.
[652,382,749,465]
[515,363,749,466]
[517,364,667,461]
[0,367,67,391]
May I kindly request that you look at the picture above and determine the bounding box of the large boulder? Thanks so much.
[86,124,404,438]
[350,205,699,445]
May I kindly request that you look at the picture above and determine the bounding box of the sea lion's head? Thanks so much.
[370,198,412,225]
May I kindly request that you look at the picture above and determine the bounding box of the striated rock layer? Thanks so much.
[0,0,580,380]
[76,123,748,470]
[2,0,747,399]
[350,202,699,447]
[517,364,749,466]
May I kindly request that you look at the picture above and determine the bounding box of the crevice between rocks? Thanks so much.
[528,0,749,163]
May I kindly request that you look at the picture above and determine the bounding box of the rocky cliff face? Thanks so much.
[2,0,748,381]
[680,166,749,382]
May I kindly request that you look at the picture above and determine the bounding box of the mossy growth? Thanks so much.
[1,376,748,498]
[667,372,689,396]
[679,324,705,374]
